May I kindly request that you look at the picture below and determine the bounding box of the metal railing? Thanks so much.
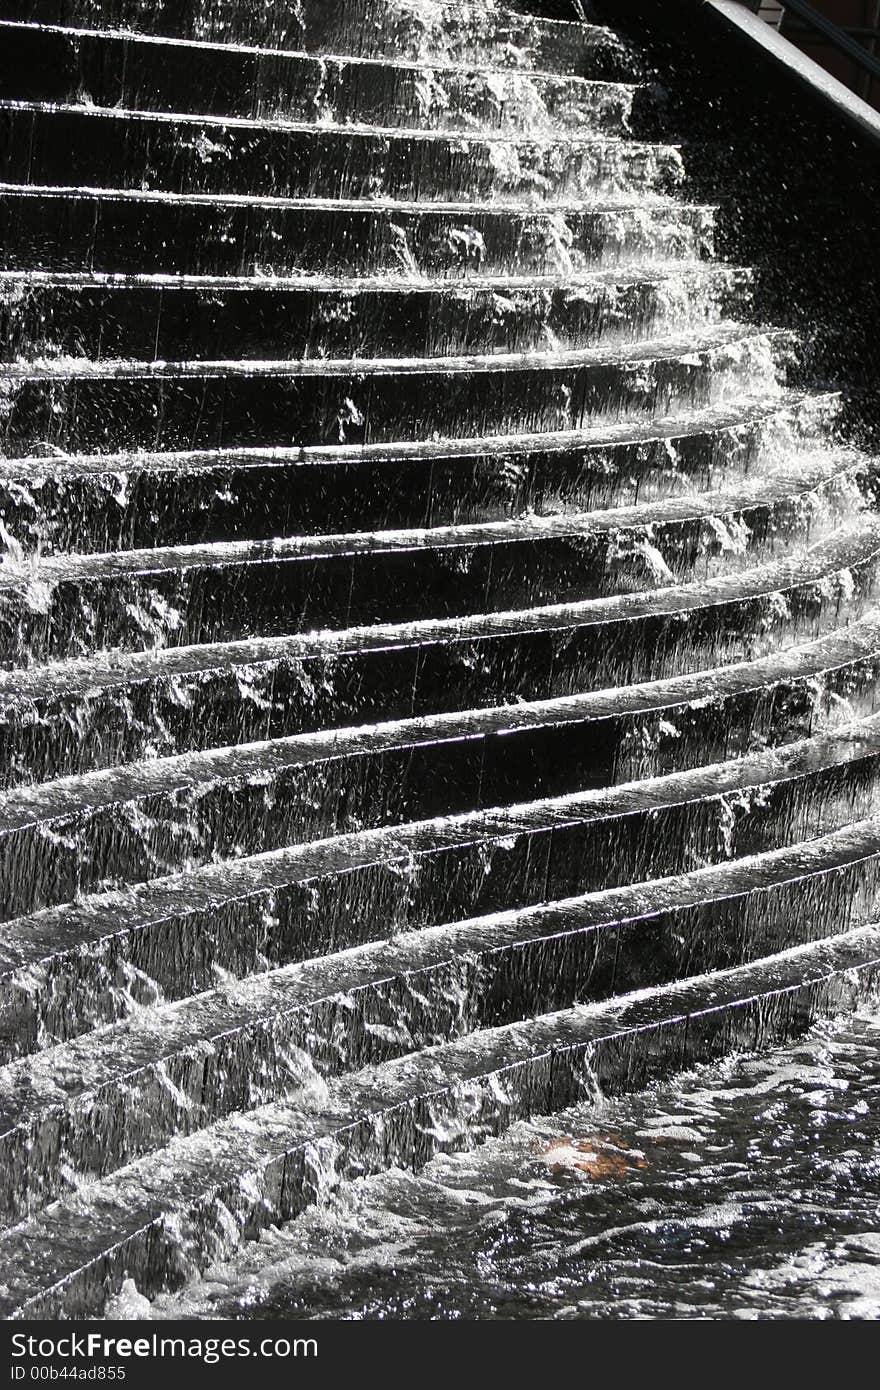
[745,0,880,89]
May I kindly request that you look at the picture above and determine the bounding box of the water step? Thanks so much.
[0,520,871,787]
[1,326,784,457]
[0,394,830,555]
[0,923,877,1318]
[0,455,863,664]
[1,612,880,923]
[3,704,880,1063]
[4,808,880,1224]
[1,329,781,459]
[0,515,873,732]
[0,184,717,276]
[0,264,749,364]
[0,534,875,787]
[0,3,623,76]
[0,103,684,203]
[0,20,638,134]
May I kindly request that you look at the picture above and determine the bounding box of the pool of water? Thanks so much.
[147,1000,880,1321]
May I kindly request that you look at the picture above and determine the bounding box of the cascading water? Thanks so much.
[0,0,877,1320]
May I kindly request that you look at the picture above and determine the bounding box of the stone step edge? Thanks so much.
[0,17,629,88]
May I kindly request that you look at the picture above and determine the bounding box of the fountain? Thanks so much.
[0,0,877,1318]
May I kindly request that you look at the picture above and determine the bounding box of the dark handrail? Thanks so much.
[746,0,880,82]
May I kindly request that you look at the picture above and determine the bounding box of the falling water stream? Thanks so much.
[0,0,878,1319]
